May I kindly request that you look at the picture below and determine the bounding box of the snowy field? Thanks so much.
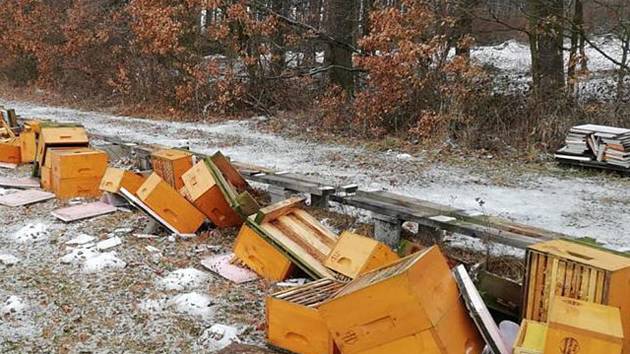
[1,98,629,252]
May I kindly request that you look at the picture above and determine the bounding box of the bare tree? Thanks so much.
[324,0,358,94]
[528,0,566,101]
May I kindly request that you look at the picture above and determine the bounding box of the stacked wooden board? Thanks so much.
[556,124,630,169]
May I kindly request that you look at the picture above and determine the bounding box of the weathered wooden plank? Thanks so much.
[255,196,305,224]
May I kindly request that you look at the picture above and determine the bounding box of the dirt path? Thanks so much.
[2,98,630,251]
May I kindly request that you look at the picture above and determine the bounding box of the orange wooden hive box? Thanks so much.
[41,147,80,191]
[50,148,109,199]
[151,149,193,190]
[324,231,399,279]
[267,278,344,354]
[233,222,294,281]
[0,138,21,164]
[523,239,630,353]
[99,167,146,194]
[318,246,483,354]
[136,173,205,234]
[181,160,242,228]
[546,296,624,354]
[36,127,89,169]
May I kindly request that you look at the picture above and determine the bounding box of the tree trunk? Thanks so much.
[567,0,583,95]
[270,0,288,76]
[325,0,357,94]
[528,0,565,102]
[361,0,373,37]
[453,0,478,58]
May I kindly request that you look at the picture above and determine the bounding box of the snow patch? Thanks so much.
[197,324,240,351]
[0,253,20,266]
[167,292,214,320]
[60,247,99,265]
[82,252,126,273]
[158,268,209,291]
[9,223,49,243]
[1,296,28,317]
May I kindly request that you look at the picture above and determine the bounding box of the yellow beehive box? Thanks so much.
[36,127,89,167]
[545,296,624,354]
[233,223,294,281]
[319,246,483,354]
[523,239,630,353]
[53,177,102,199]
[513,320,547,354]
[267,279,344,354]
[40,166,52,191]
[0,139,20,164]
[99,167,146,194]
[181,160,242,228]
[324,231,399,279]
[136,173,205,234]
[151,149,193,190]
[20,130,36,163]
[50,148,108,179]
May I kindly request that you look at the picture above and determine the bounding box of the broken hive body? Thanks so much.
[151,149,193,190]
[324,231,399,279]
[318,246,483,354]
[136,173,205,234]
[523,239,630,353]
[182,160,242,228]
[545,296,624,354]
[233,223,294,281]
[50,148,108,199]
[247,197,339,279]
[266,278,344,354]
[99,167,146,194]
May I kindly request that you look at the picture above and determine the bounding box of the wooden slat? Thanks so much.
[255,196,306,224]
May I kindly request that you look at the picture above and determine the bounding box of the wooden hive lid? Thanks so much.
[332,247,434,298]
[548,296,624,341]
[40,127,88,144]
[152,148,192,160]
[529,239,630,271]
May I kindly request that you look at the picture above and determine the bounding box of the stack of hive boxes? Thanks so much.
[514,296,624,354]
[37,126,89,188]
[521,239,630,354]
[49,148,108,199]
[266,247,483,354]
